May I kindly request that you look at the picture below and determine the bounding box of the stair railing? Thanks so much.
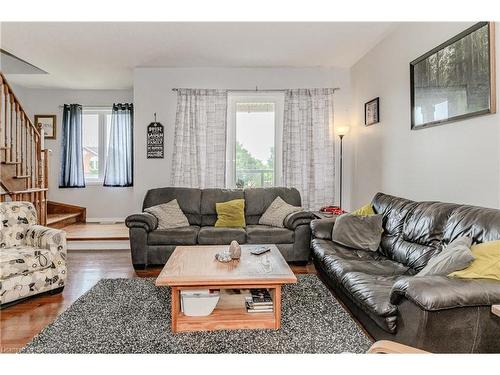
[0,72,48,225]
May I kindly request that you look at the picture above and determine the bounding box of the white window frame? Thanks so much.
[82,107,112,185]
[226,92,284,188]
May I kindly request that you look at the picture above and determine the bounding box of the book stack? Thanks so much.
[245,289,273,313]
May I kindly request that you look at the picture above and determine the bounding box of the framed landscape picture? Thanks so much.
[365,97,380,126]
[410,22,496,130]
[35,114,57,139]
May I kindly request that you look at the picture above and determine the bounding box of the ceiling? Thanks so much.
[0,22,396,90]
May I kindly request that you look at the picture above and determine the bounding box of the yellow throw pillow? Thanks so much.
[449,240,500,281]
[351,203,375,216]
[214,199,246,228]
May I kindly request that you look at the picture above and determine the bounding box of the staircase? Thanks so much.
[47,201,86,228]
[0,72,49,225]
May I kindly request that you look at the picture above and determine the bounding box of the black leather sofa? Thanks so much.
[126,187,315,269]
[311,192,500,353]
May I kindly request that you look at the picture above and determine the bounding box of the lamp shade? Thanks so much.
[336,126,350,136]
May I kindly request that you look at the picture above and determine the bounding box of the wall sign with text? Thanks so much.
[147,122,164,159]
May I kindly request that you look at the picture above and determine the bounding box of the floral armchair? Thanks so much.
[0,201,67,308]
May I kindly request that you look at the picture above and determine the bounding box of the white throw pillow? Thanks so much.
[259,196,302,228]
[144,199,190,230]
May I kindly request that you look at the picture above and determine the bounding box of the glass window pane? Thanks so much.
[82,113,99,179]
[235,102,275,188]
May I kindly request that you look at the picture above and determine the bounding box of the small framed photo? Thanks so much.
[35,115,57,139]
[365,97,380,126]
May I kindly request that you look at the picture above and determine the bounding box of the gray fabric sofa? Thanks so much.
[311,192,500,353]
[126,187,315,269]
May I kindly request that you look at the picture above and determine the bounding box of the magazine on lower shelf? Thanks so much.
[245,289,273,313]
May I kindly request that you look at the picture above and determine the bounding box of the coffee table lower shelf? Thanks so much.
[171,285,282,333]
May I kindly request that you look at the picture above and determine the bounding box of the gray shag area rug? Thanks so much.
[21,275,372,353]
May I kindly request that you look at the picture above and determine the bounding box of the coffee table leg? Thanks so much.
[171,287,180,333]
[273,285,282,330]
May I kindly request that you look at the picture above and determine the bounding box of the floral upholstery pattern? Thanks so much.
[0,201,37,248]
[0,246,53,278]
[0,202,67,306]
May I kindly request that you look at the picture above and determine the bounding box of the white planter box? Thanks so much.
[180,289,220,317]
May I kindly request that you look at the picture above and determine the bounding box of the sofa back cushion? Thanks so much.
[142,187,303,228]
[142,187,202,226]
[443,205,500,245]
[244,187,301,225]
[201,189,244,226]
[398,201,460,270]
[372,192,500,272]
[371,193,453,271]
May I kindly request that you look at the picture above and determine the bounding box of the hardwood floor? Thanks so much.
[0,249,315,353]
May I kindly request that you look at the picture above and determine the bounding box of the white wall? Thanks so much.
[133,67,353,211]
[13,67,351,218]
[13,87,134,219]
[350,22,500,209]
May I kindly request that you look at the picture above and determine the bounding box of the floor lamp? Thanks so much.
[335,126,350,209]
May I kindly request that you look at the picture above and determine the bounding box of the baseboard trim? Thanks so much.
[85,217,125,224]
[68,240,130,250]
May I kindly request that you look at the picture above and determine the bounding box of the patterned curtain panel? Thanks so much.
[171,89,227,188]
[104,103,134,187]
[59,104,85,188]
[283,89,335,210]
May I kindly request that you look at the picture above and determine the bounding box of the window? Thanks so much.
[226,93,284,188]
[82,108,112,183]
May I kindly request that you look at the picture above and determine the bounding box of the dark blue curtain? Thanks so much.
[103,103,133,187]
[59,104,85,188]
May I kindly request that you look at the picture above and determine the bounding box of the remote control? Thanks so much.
[250,246,271,255]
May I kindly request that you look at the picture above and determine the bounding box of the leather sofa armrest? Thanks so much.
[310,218,336,240]
[284,211,316,230]
[25,225,67,253]
[390,276,500,311]
[125,213,158,232]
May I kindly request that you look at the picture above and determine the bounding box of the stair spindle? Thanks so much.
[9,94,14,162]
[3,85,8,151]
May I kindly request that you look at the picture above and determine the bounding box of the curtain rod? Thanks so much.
[57,105,112,108]
[172,87,340,93]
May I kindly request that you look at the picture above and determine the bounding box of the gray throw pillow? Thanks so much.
[144,199,189,230]
[259,196,302,228]
[331,214,383,252]
[417,236,474,277]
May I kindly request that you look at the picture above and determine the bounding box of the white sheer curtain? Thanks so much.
[282,89,335,210]
[171,89,228,188]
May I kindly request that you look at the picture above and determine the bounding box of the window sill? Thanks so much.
[85,180,104,186]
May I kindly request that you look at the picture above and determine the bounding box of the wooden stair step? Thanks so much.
[13,175,31,179]
[47,213,81,228]
[1,161,21,165]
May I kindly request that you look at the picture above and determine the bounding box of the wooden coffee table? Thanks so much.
[156,245,297,333]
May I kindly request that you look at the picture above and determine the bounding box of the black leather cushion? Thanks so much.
[148,226,200,245]
[340,272,406,333]
[246,225,294,244]
[443,205,500,244]
[198,226,246,245]
[372,193,459,271]
[390,275,500,311]
[244,187,301,225]
[142,187,202,226]
[312,239,410,280]
[201,189,244,226]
